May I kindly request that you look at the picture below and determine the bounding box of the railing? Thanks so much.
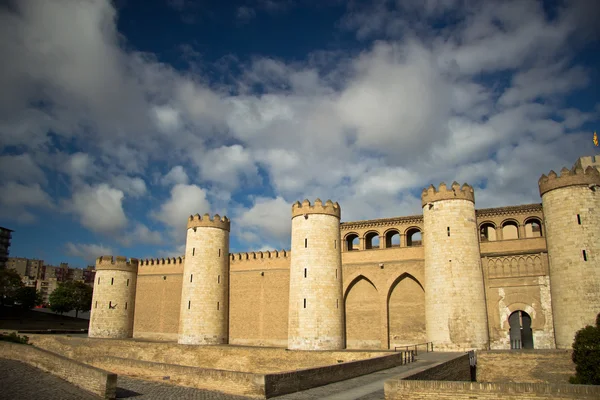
[394,342,434,355]
[397,350,415,364]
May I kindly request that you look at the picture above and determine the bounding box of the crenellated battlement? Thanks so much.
[95,255,139,273]
[187,213,230,231]
[421,182,475,207]
[139,256,185,267]
[539,165,600,196]
[291,199,341,219]
[230,249,290,262]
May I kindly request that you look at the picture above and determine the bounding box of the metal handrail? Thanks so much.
[394,341,434,355]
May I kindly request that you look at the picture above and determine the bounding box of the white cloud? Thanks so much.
[68,183,127,234]
[65,242,113,264]
[120,223,163,246]
[234,196,291,248]
[0,182,54,223]
[0,0,599,255]
[0,153,47,185]
[197,145,259,190]
[111,175,147,198]
[160,165,190,186]
[153,183,211,230]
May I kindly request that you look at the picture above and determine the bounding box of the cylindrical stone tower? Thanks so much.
[288,199,344,350]
[539,165,600,349]
[89,256,138,338]
[178,213,230,345]
[422,182,489,351]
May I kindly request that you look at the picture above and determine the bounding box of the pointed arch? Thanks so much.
[345,275,380,349]
[387,273,426,349]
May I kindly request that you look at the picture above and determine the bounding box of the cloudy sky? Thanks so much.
[1,0,598,266]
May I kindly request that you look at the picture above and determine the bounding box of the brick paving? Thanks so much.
[0,352,462,400]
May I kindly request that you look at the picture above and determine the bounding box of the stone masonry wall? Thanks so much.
[423,198,488,350]
[542,185,600,349]
[179,225,229,345]
[385,380,600,400]
[403,354,470,381]
[0,341,117,399]
[288,212,344,350]
[133,273,182,341]
[476,350,575,383]
[89,268,137,339]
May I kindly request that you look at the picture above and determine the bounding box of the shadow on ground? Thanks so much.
[0,306,89,331]
[116,387,142,398]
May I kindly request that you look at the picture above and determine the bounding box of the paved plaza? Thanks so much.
[0,352,461,400]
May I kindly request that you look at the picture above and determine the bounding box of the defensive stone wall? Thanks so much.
[0,341,117,399]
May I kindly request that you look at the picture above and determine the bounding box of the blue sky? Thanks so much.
[0,0,598,267]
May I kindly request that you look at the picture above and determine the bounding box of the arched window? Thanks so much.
[502,221,519,240]
[524,218,542,238]
[385,230,400,248]
[480,223,497,242]
[406,228,422,247]
[346,233,360,251]
[365,232,380,249]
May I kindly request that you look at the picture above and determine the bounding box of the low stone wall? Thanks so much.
[476,350,575,383]
[265,351,410,397]
[0,341,117,399]
[403,354,470,381]
[88,356,265,398]
[385,380,600,399]
[29,335,394,373]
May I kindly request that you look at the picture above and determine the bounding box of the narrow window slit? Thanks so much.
[217,302,220,310]
[218,275,220,284]
[583,250,588,261]
[219,249,221,257]
[447,227,450,236]
[304,268,307,278]
[305,238,307,248]
[125,302,128,310]
[577,214,581,225]
[126,279,129,286]
[111,277,114,285]
[188,300,191,309]
[190,274,193,283]
[192,248,195,256]
[304,298,306,308]
[95,301,97,309]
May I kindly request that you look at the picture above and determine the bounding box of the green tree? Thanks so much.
[48,281,93,317]
[14,287,43,310]
[0,269,24,306]
[570,313,600,385]
[48,282,75,315]
[71,281,93,318]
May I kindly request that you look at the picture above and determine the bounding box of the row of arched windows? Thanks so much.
[344,228,422,251]
[343,217,544,251]
[479,218,543,242]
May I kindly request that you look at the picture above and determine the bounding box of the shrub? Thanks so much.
[570,313,600,385]
[0,332,30,345]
